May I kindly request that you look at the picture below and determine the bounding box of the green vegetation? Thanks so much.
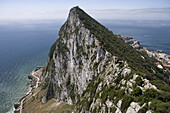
[101,89,108,103]
[114,74,123,84]
[150,99,170,113]
[22,80,74,113]
[134,88,170,113]
[78,76,101,111]
[121,95,134,112]
[131,87,142,97]
[93,62,100,70]
[91,53,97,62]
[137,105,148,113]
[78,79,126,112]
[48,42,56,59]
[134,88,159,105]
[46,82,56,100]
[151,80,170,92]
[41,7,170,113]
[110,107,117,113]
[114,89,125,104]
[66,75,77,102]
[124,70,134,80]
[73,6,170,92]
[137,88,159,103]
[51,103,74,113]
[118,62,124,69]
[135,76,144,86]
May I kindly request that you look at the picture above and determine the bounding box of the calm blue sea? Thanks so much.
[0,20,169,113]
[0,20,63,113]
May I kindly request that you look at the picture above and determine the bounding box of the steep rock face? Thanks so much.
[43,7,133,105]
[43,7,113,104]
[42,6,170,113]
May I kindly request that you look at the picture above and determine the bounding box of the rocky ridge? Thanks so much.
[27,6,170,113]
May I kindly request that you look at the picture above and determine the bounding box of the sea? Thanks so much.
[0,20,170,113]
[101,20,170,54]
[0,20,63,113]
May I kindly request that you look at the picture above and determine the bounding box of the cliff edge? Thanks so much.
[22,6,170,113]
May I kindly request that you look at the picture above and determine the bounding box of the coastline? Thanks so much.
[12,34,170,113]
[117,35,170,72]
[13,67,43,113]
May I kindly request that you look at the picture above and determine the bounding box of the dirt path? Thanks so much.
[47,99,62,113]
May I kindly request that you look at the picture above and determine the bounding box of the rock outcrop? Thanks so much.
[40,6,170,113]
[43,7,111,104]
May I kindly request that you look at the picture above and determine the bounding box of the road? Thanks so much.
[32,71,40,88]
[15,70,40,113]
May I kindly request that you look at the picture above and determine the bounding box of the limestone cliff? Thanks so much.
[40,6,170,113]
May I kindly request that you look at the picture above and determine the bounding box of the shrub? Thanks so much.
[143,88,159,100]
[110,107,117,113]
[158,91,170,102]
[135,88,160,104]
[118,63,124,69]
[121,95,134,112]
[108,89,116,100]
[151,80,170,92]
[138,105,148,113]
[101,90,108,103]
[114,89,125,104]
[131,87,142,97]
[135,76,144,86]
[150,99,170,113]
[124,70,134,80]
[114,74,123,84]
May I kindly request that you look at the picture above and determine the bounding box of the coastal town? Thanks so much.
[118,35,170,72]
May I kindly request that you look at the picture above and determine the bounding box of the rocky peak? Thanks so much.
[66,6,81,30]
[41,6,170,113]
[43,6,101,104]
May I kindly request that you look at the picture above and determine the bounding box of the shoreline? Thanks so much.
[13,67,43,113]
[12,34,169,113]
[117,35,170,71]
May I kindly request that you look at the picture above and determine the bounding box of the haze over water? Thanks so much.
[101,20,170,55]
[0,20,62,113]
[0,19,170,112]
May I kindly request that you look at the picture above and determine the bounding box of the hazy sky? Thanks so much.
[0,0,170,20]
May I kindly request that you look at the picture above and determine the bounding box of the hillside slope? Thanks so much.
[23,6,170,113]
